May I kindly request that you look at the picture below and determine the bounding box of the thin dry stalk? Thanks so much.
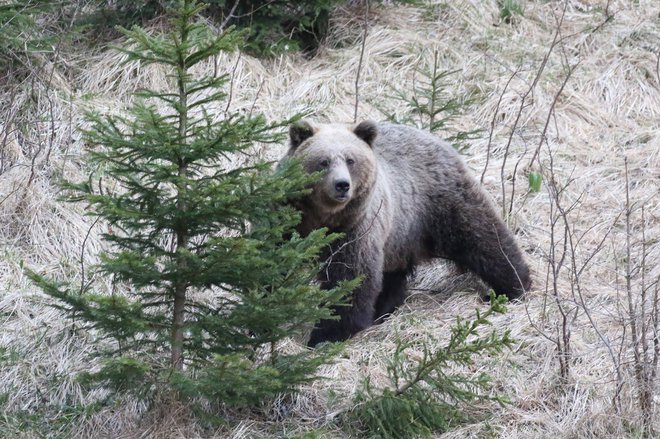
[543,151,578,383]
[219,0,240,31]
[526,61,578,170]
[499,0,568,220]
[623,158,659,436]
[480,68,517,184]
[353,0,369,123]
[0,87,20,175]
[541,148,620,388]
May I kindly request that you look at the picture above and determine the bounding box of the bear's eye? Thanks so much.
[319,159,330,169]
[346,158,355,166]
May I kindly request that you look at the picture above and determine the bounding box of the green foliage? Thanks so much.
[79,0,344,56]
[345,295,513,438]
[213,0,340,56]
[80,0,168,30]
[381,50,479,151]
[497,0,524,24]
[0,340,106,437]
[0,1,54,74]
[80,1,422,56]
[0,401,104,438]
[28,0,350,409]
[528,171,542,193]
[0,345,20,364]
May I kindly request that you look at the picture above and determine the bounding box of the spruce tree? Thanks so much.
[345,296,513,438]
[28,0,351,407]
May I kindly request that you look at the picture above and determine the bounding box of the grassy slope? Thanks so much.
[0,0,658,437]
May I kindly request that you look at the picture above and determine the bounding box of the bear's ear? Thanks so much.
[289,120,317,150]
[353,120,378,147]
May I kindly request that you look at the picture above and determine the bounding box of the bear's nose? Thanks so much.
[335,180,350,194]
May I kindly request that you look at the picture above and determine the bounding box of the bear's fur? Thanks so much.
[280,120,531,346]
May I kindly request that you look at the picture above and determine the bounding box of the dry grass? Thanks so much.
[1,0,659,437]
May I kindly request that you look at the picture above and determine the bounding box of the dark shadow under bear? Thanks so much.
[279,121,532,346]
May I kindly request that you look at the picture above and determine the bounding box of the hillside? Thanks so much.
[1,0,659,437]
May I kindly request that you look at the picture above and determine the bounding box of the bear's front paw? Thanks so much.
[307,324,351,347]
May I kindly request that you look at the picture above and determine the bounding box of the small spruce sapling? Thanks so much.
[345,295,513,438]
[380,50,479,151]
[28,0,352,408]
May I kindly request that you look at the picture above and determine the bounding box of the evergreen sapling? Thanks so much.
[345,295,513,438]
[28,0,352,408]
[380,50,479,151]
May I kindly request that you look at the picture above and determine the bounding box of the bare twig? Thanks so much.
[624,158,643,390]
[224,53,242,116]
[622,158,659,435]
[481,68,518,184]
[353,0,369,123]
[527,61,579,170]
[0,87,20,175]
[219,0,240,31]
[248,79,265,118]
[508,139,529,218]
[499,0,568,220]
[542,139,585,383]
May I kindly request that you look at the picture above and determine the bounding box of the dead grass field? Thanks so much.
[1,0,659,437]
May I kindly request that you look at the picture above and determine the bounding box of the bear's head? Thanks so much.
[283,120,378,214]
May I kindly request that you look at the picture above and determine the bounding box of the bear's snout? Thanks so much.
[335,180,350,194]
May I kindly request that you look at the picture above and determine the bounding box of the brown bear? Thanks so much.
[279,120,531,346]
